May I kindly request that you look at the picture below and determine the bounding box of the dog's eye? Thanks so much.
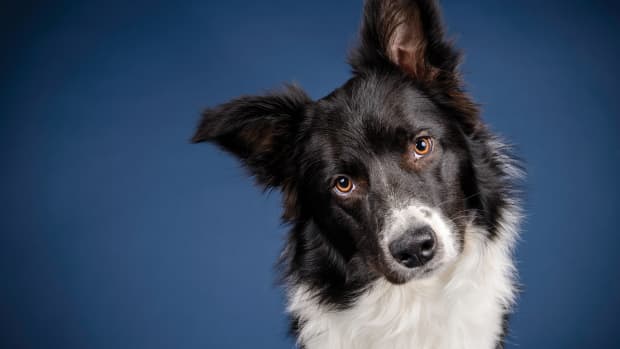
[334,176,354,194]
[413,136,433,157]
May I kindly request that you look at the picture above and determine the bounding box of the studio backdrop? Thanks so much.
[1,1,619,348]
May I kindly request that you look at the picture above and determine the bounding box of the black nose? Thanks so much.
[388,226,436,268]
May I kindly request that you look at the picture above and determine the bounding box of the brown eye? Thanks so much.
[334,176,353,193]
[414,136,433,156]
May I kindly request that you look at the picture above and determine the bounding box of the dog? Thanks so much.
[192,0,522,348]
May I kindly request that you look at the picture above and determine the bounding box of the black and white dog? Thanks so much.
[193,0,522,348]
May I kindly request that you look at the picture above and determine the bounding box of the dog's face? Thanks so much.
[194,0,501,284]
[297,76,476,283]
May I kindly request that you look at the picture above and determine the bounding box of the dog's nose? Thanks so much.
[389,226,436,268]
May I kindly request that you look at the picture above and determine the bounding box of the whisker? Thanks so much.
[433,192,482,210]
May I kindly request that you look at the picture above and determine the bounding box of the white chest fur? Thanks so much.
[287,227,517,349]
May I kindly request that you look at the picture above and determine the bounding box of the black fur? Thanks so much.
[193,0,518,347]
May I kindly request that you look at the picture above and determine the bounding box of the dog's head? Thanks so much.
[194,0,508,284]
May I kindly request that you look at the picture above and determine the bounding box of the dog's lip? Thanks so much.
[380,257,442,284]
[374,242,444,283]
[386,267,437,283]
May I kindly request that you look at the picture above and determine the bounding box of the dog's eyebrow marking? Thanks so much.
[373,156,389,190]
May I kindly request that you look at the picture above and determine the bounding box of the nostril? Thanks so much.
[394,251,420,269]
[395,251,414,265]
[420,239,435,255]
[416,229,436,261]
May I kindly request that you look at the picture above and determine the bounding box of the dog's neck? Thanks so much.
[286,219,517,349]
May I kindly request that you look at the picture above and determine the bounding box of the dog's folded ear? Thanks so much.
[350,0,459,82]
[192,85,311,188]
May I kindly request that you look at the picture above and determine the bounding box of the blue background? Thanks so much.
[2,1,619,348]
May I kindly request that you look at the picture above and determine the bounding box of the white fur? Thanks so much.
[287,206,520,349]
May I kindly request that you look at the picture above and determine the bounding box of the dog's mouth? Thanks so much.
[377,248,446,285]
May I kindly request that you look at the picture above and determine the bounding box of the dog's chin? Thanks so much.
[381,262,442,285]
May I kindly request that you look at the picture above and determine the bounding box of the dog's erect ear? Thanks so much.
[351,0,481,133]
[350,0,459,82]
[192,85,311,188]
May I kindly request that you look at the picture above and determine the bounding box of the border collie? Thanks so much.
[192,0,522,348]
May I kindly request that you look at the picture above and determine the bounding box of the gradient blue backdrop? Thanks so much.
[2,1,619,348]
